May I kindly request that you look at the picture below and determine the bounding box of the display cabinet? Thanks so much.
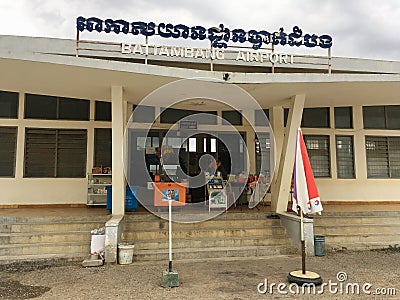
[87,173,112,206]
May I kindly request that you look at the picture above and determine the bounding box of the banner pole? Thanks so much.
[168,199,172,272]
[300,208,306,274]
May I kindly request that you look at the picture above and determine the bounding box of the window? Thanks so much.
[336,136,355,178]
[95,101,111,121]
[188,138,196,152]
[366,136,400,178]
[132,105,155,123]
[335,107,353,129]
[0,127,17,177]
[363,105,400,129]
[210,138,217,153]
[25,94,57,119]
[0,91,19,119]
[303,135,331,177]
[222,110,242,125]
[25,94,90,121]
[58,97,90,120]
[160,108,217,124]
[25,128,87,178]
[284,107,330,128]
[94,128,111,167]
[255,133,271,175]
[255,109,270,126]
[302,107,330,128]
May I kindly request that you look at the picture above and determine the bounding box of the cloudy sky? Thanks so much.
[1,0,399,61]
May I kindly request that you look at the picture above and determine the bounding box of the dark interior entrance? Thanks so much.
[128,130,246,202]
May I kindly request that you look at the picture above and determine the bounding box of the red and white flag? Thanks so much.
[292,128,323,215]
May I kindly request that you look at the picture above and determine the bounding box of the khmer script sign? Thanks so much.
[76,17,333,50]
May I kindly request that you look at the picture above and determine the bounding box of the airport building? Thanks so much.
[1,21,400,216]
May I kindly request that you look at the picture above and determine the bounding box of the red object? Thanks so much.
[293,129,323,215]
[153,182,186,207]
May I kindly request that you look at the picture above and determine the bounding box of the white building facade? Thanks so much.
[1,34,400,214]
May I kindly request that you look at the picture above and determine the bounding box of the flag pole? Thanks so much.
[288,128,322,286]
[168,199,172,272]
[300,208,306,274]
[161,197,179,288]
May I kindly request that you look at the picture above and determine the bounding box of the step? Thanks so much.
[319,211,400,217]
[128,235,292,251]
[134,245,298,261]
[326,241,400,252]
[313,233,400,244]
[313,216,400,226]
[0,221,107,233]
[123,219,281,231]
[0,231,91,245]
[123,227,285,240]
[123,212,277,222]
[0,253,86,266]
[0,215,109,224]
[0,241,90,256]
[314,224,400,235]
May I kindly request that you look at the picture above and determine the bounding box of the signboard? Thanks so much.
[121,43,294,64]
[179,120,197,130]
[76,17,333,72]
[76,17,333,50]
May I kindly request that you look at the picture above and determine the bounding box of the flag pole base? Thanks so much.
[161,270,179,288]
[288,270,323,286]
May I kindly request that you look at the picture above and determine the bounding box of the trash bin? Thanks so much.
[106,185,139,212]
[118,243,135,264]
[314,235,326,256]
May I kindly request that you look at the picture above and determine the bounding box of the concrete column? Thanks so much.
[271,95,305,213]
[86,100,95,173]
[270,106,284,172]
[154,106,161,124]
[15,92,25,179]
[353,105,367,179]
[111,86,126,215]
[243,109,256,174]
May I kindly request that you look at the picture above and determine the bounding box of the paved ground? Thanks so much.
[1,249,399,299]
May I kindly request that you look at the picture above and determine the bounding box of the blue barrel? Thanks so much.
[314,235,326,256]
[106,185,138,212]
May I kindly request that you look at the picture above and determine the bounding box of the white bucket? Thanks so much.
[118,243,135,265]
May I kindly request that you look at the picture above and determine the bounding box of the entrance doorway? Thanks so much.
[127,129,247,202]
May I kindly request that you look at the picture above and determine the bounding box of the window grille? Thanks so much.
[365,136,400,178]
[25,128,87,177]
[303,135,331,177]
[0,127,17,177]
[336,136,355,178]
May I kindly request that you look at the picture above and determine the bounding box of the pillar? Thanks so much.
[271,94,305,213]
[270,106,284,172]
[111,86,126,215]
